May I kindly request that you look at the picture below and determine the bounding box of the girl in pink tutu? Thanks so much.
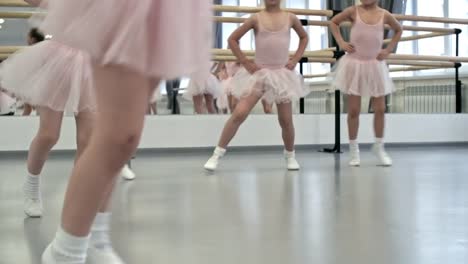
[36,0,211,263]
[204,0,308,171]
[184,63,222,114]
[330,0,402,167]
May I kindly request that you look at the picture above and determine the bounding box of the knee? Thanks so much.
[99,130,141,168]
[278,116,294,130]
[76,132,91,151]
[373,104,386,115]
[231,109,249,125]
[348,107,360,119]
[35,130,60,148]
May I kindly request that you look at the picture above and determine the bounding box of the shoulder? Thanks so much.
[286,11,299,24]
[381,9,397,22]
[344,5,358,14]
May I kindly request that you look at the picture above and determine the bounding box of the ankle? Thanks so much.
[90,212,112,250]
[50,226,90,261]
[214,146,226,157]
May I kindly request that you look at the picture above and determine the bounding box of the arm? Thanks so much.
[377,11,403,60]
[287,13,309,70]
[385,12,403,51]
[227,15,258,73]
[24,0,41,7]
[329,7,355,53]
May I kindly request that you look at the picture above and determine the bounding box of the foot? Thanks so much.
[204,156,219,171]
[284,150,300,170]
[348,143,360,167]
[120,165,136,180]
[24,197,43,218]
[42,244,86,264]
[348,151,360,167]
[372,143,392,166]
[41,244,56,264]
[87,247,125,264]
[204,147,226,171]
[286,157,300,170]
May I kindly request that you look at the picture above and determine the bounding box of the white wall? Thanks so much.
[1,114,467,152]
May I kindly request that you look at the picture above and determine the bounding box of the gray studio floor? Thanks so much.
[1,145,468,264]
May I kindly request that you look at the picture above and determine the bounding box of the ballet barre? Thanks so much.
[0,10,459,36]
[0,0,29,7]
[214,16,459,34]
[302,65,456,79]
[213,4,468,25]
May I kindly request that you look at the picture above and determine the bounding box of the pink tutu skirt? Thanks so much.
[41,0,212,80]
[184,74,222,99]
[231,67,306,104]
[215,79,234,110]
[0,40,95,113]
[332,55,395,97]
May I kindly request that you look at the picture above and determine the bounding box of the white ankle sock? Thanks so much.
[90,212,112,250]
[214,146,226,157]
[49,227,90,263]
[24,173,41,200]
[284,150,295,158]
[375,138,384,144]
[349,140,359,151]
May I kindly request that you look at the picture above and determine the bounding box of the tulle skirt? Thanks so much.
[215,79,234,110]
[41,0,212,81]
[331,55,395,97]
[231,68,306,104]
[0,40,95,113]
[184,74,222,99]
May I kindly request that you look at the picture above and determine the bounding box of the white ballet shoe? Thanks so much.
[87,247,125,264]
[41,244,85,264]
[349,152,361,167]
[284,150,300,170]
[348,143,360,167]
[372,143,392,167]
[204,147,226,171]
[120,165,136,180]
[24,197,43,218]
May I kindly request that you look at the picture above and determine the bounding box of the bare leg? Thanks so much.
[372,97,386,138]
[276,102,294,151]
[204,94,216,114]
[347,95,361,141]
[60,65,156,236]
[150,102,157,115]
[27,107,63,175]
[192,94,205,114]
[262,99,273,114]
[217,91,263,148]
[229,95,238,113]
[24,107,63,217]
[74,111,94,164]
[23,103,33,116]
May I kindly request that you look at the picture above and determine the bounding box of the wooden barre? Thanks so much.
[389,54,468,63]
[387,32,452,44]
[213,17,457,33]
[212,55,336,63]
[386,60,456,67]
[0,0,29,7]
[212,48,334,58]
[214,5,468,25]
[0,11,459,34]
[213,5,333,17]
[2,2,468,25]
[303,66,454,79]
